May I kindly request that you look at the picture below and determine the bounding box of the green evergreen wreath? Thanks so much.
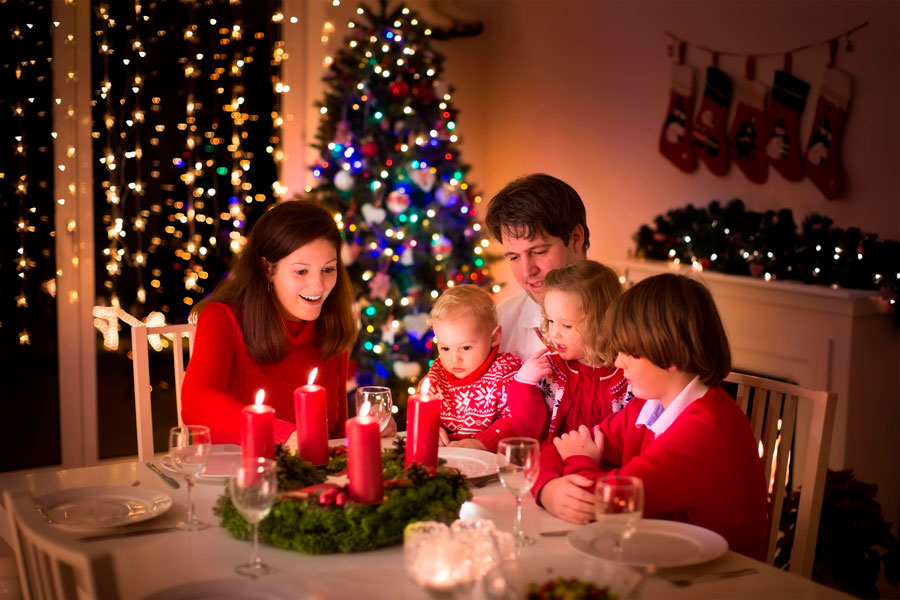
[214,439,471,554]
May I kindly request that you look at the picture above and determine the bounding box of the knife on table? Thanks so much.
[144,462,181,489]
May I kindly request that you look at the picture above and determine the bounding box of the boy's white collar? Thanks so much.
[635,375,709,436]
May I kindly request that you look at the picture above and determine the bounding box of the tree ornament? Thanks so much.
[435,183,459,207]
[386,190,411,214]
[368,272,391,300]
[402,313,430,338]
[341,242,362,266]
[360,203,387,225]
[410,167,436,192]
[659,62,698,173]
[334,170,355,192]
[805,67,851,200]
[430,234,453,256]
[334,120,353,145]
[399,247,414,266]
[360,141,379,158]
[393,360,422,380]
[388,79,409,97]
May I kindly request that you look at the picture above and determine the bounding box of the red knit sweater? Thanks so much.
[537,386,768,560]
[422,346,523,452]
[181,302,349,445]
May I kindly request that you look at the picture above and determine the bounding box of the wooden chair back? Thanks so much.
[131,323,196,461]
[3,488,118,600]
[725,371,836,578]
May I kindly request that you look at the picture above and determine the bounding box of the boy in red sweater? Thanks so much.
[420,285,522,453]
[542,273,768,560]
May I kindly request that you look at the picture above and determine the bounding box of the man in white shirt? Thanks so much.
[484,174,590,360]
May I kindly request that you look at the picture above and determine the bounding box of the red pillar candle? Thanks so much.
[241,390,274,460]
[347,414,383,504]
[294,368,330,465]
[405,381,441,469]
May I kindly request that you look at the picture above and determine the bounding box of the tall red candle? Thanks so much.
[294,368,330,465]
[405,381,441,469]
[347,414,383,504]
[241,390,274,460]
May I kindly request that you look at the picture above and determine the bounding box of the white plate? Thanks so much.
[34,486,173,531]
[568,518,729,567]
[438,447,499,479]
[160,444,241,482]
[144,578,304,600]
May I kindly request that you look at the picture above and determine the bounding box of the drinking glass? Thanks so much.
[594,475,644,563]
[356,386,393,432]
[229,458,279,578]
[168,425,212,531]
[496,437,540,546]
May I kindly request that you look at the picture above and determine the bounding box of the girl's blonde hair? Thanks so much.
[541,261,623,366]
[605,273,731,386]
[429,285,498,330]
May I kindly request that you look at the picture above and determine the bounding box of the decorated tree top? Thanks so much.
[307,2,496,409]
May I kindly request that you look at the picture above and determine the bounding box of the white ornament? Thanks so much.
[386,190,411,214]
[360,203,387,225]
[334,170,355,192]
[402,313,430,338]
[393,360,422,379]
[400,247,414,266]
[435,183,459,207]
[410,168,436,192]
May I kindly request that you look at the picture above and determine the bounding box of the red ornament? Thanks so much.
[749,263,765,278]
[413,82,434,101]
[700,258,711,270]
[361,141,379,158]
[389,80,409,97]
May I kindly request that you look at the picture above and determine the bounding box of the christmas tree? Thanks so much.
[308,2,494,413]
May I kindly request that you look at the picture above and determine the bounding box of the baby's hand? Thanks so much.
[553,425,603,462]
[517,348,553,384]
[449,438,487,451]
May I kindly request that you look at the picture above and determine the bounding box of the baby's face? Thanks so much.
[432,311,498,379]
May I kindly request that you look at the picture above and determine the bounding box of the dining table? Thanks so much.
[0,438,855,600]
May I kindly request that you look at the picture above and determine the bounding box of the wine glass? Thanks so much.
[229,458,279,578]
[594,475,644,563]
[496,437,540,546]
[356,386,393,432]
[168,425,212,531]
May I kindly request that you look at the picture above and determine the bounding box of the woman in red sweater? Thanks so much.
[545,274,768,560]
[181,200,357,445]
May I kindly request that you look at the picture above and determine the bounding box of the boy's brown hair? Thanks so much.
[541,261,622,366]
[430,284,498,330]
[605,273,731,386]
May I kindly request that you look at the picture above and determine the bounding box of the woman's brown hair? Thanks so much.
[540,260,623,367]
[193,199,357,363]
[605,273,731,386]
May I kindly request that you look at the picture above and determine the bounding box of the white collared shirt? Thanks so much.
[634,375,709,437]
[496,292,545,361]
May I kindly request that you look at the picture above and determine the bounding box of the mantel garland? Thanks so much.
[214,439,471,554]
[632,199,900,327]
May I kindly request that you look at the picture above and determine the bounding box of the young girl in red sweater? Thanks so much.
[545,273,768,560]
[181,200,358,445]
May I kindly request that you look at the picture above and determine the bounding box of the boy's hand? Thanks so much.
[517,348,553,384]
[438,427,451,446]
[553,425,604,462]
[448,438,487,451]
[538,474,596,524]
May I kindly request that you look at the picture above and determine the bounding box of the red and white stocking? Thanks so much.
[691,66,732,176]
[728,60,768,184]
[805,67,851,199]
[659,62,697,173]
[763,68,810,181]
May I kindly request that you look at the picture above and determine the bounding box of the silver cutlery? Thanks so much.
[145,462,181,489]
[79,526,178,543]
[539,529,573,537]
[664,567,759,587]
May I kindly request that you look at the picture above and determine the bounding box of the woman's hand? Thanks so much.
[449,438,487,451]
[517,348,553,384]
[553,425,603,462]
[538,474,596,523]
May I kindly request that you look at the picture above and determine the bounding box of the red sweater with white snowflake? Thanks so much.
[540,386,768,560]
[181,302,349,445]
[422,346,522,452]
[507,352,631,443]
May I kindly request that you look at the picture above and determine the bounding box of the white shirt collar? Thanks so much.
[635,375,709,436]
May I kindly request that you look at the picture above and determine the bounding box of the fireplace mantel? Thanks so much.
[608,258,900,531]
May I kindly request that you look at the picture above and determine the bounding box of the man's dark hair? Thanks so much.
[484,173,590,252]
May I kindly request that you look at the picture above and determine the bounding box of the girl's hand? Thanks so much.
[553,425,602,462]
[538,474,596,523]
[381,416,398,438]
[449,438,487,451]
[517,348,553,384]
[438,427,451,446]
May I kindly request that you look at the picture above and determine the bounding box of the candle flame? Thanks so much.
[254,389,265,406]
[359,400,371,417]
[308,367,319,386]
[420,378,432,397]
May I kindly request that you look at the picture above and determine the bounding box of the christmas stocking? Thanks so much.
[764,70,810,181]
[659,63,697,173]
[691,66,732,175]
[728,78,768,183]
[806,67,852,199]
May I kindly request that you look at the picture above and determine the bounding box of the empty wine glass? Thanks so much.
[356,386,393,431]
[168,425,212,531]
[594,475,644,563]
[496,437,540,546]
[229,458,278,578]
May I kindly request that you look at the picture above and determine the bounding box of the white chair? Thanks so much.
[3,488,118,600]
[725,371,837,578]
[131,323,196,462]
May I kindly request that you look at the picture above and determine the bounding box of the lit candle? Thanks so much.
[405,379,441,469]
[346,402,383,504]
[241,390,274,460]
[294,368,329,465]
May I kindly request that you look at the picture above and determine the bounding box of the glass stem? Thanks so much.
[250,522,260,567]
[514,494,524,540]
[185,478,195,525]
[613,537,624,563]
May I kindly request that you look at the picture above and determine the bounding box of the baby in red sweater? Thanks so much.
[420,285,522,453]
[545,273,768,560]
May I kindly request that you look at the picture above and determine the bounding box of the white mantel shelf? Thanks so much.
[606,258,900,534]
